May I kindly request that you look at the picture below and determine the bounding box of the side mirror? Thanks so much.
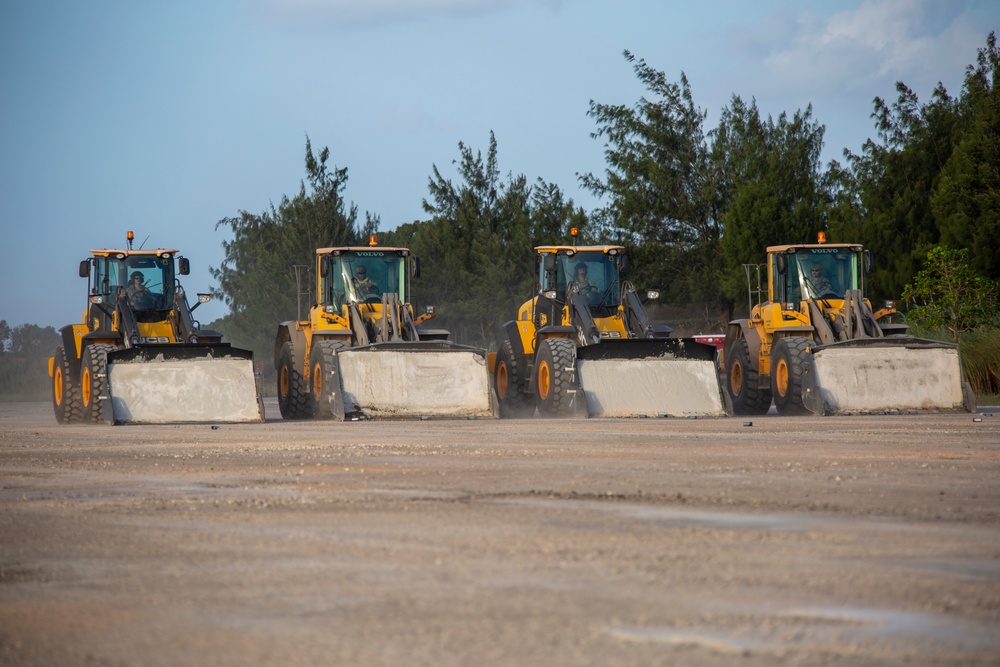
[412,256,421,278]
[79,260,91,278]
[776,254,786,273]
[864,250,874,273]
[619,254,630,272]
[320,256,330,277]
[178,257,190,275]
[543,253,557,273]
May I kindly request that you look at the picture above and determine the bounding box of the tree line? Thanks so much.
[0,321,60,400]
[4,34,996,402]
[208,33,999,366]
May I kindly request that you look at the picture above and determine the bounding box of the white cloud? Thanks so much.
[254,0,528,29]
[750,0,989,95]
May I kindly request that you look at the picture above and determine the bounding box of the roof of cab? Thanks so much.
[766,243,864,253]
[89,249,179,258]
[315,247,410,255]
[534,245,624,254]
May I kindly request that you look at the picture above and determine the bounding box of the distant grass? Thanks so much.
[961,329,1000,406]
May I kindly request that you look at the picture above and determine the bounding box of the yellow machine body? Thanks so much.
[722,241,974,415]
[273,246,496,420]
[491,244,725,418]
[48,243,263,424]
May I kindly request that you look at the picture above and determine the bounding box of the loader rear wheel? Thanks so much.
[80,344,115,424]
[278,341,313,420]
[310,340,347,420]
[52,346,83,424]
[494,339,532,418]
[535,338,576,417]
[771,337,811,415]
[726,337,771,415]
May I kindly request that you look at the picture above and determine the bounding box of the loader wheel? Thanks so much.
[80,344,115,424]
[52,346,83,424]
[494,339,532,418]
[726,337,771,415]
[277,341,313,420]
[310,340,347,420]
[771,337,811,416]
[535,338,576,417]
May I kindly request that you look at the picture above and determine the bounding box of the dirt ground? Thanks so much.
[1,400,998,666]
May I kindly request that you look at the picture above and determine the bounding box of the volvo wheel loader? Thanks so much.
[273,240,496,420]
[490,244,726,418]
[49,232,264,425]
[722,235,975,415]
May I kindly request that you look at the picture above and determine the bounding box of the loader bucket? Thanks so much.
[105,345,264,424]
[800,337,975,415]
[575,339,727,418]
[333,341,498,419]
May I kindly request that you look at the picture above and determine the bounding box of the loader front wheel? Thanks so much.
[80,344,115,424]
[726,337,771,415]
[535,338,576,417]
[52,346,83,424]
[310,340,347,420]
[278,341,313,420]
[494,339,532,418]
[771,337,811,415]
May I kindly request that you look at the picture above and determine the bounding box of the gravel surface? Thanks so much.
[1,400,998,666]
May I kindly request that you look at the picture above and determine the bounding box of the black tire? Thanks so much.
[277,340,312,420]
[310,340,347,420]
[52,346,83,424]
[494,339,532,418]
[726,337,771,415]
[771,337,812,415]
[535,338,577,417]
[80,344,115,424]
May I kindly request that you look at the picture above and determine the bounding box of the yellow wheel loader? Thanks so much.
[273,241,497,420]
[48,232,264,425]
[722,237,976,415]
[491,244,726,418]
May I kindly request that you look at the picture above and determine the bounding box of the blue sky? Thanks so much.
[1,0,996,330]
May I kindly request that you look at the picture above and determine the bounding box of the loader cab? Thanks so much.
[537,247,624,316]
[318,247,412,313]
[770,245,864,305]
[85,250,179,329]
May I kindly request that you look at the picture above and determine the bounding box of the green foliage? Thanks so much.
[210,138,376,369]
[934,32,1000,280]
[581,51,721,304]
[833,32,1000,304]
[382,132,587,348]
[0,320,60,401]
[714,97,829,301]
[901,246,999,341]
[959,327,1000,400]
[833,81,958,300]
[581,52,830,323]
